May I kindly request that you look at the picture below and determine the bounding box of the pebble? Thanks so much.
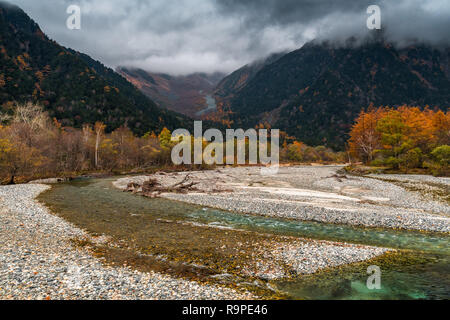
[117,166,450,233]
[0,184,254,300]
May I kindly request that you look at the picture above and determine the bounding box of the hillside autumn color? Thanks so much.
[349,105,450,175]
[0,103,176,184]
[1,101,448,183]
[0,102,347,183]
[0,3,187,137]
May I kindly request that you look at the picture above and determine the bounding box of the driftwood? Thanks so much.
[170,174,191,188]
[142,179,159,191]
[125,182,141,192]
[327,173,356,182]
[125,175,199,198]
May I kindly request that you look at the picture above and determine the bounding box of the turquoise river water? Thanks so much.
[39,178,450,300]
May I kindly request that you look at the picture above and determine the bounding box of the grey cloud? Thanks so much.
[7,0,450,75]
[216,0,374,27]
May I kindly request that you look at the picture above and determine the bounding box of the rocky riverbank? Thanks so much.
[0,184,255,300]
[0,179,392,299]
[114,166,450,233]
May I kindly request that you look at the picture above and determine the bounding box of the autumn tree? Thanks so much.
[81,124,94,170]
[347,105,449,174]
[157,127,173,165]
[0,103,177,182]
[98,138,118,171]
[140,132,161,167]
[398,106,434,153]
[349,107,386,163]
[111,126,140,169]
[0,125,44,184]
[375,109,410,169]
[287,141,305,162]
[429,145,450,176]
[158,127,172,149]
[431,110,450,146]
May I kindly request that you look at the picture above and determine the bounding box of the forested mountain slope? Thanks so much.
[0,2,187,135]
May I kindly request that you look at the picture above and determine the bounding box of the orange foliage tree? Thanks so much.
[348,105,450,173]
[349,106,386,163]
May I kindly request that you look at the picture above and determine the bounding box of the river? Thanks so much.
[38,177,450,300]
[196,93,217,116]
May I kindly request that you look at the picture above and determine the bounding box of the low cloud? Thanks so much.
[8,0,450,75]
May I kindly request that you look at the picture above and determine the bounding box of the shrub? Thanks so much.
[431,145,450,166]
[401,148,423,170]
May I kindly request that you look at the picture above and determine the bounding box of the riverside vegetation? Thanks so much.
[0,103,182,184]
[0,103,345,184]
[348,106,449,176]
[0,103,449,184]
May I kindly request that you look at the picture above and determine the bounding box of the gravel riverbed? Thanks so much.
[0,177,393,299]
[0,184,255,300]
[242,239,388,280]
[115,166,450,233]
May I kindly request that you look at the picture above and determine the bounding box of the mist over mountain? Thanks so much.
[0,1,187,135]
[117,67,224,118]
[7,0,450,76]
[213,37,450,149]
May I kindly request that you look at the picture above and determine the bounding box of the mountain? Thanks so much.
[216,38,450,149]
[0,2,187,135]
[214,52,285,100]
[118,67,224,118]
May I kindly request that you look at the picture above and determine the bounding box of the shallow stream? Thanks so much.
[38,177,450,299]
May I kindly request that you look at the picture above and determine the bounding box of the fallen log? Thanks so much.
[126,176,199,198]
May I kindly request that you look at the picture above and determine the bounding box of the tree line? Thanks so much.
[1,103,448,183]
[348,105,449,175]
[0,103,175,184]
[0,103,349,184]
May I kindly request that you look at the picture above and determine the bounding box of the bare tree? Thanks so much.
[94,122,106,168]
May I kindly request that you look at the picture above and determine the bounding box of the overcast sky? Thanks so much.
[7,0,450,75]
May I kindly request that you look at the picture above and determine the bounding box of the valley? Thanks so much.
[0,0,449,303]
[117,67,223,118]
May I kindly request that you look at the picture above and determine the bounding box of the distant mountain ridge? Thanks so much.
[118,67,224,118]
[214,52,285,100]
[0,1,187,135]
[214,39,450,149]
